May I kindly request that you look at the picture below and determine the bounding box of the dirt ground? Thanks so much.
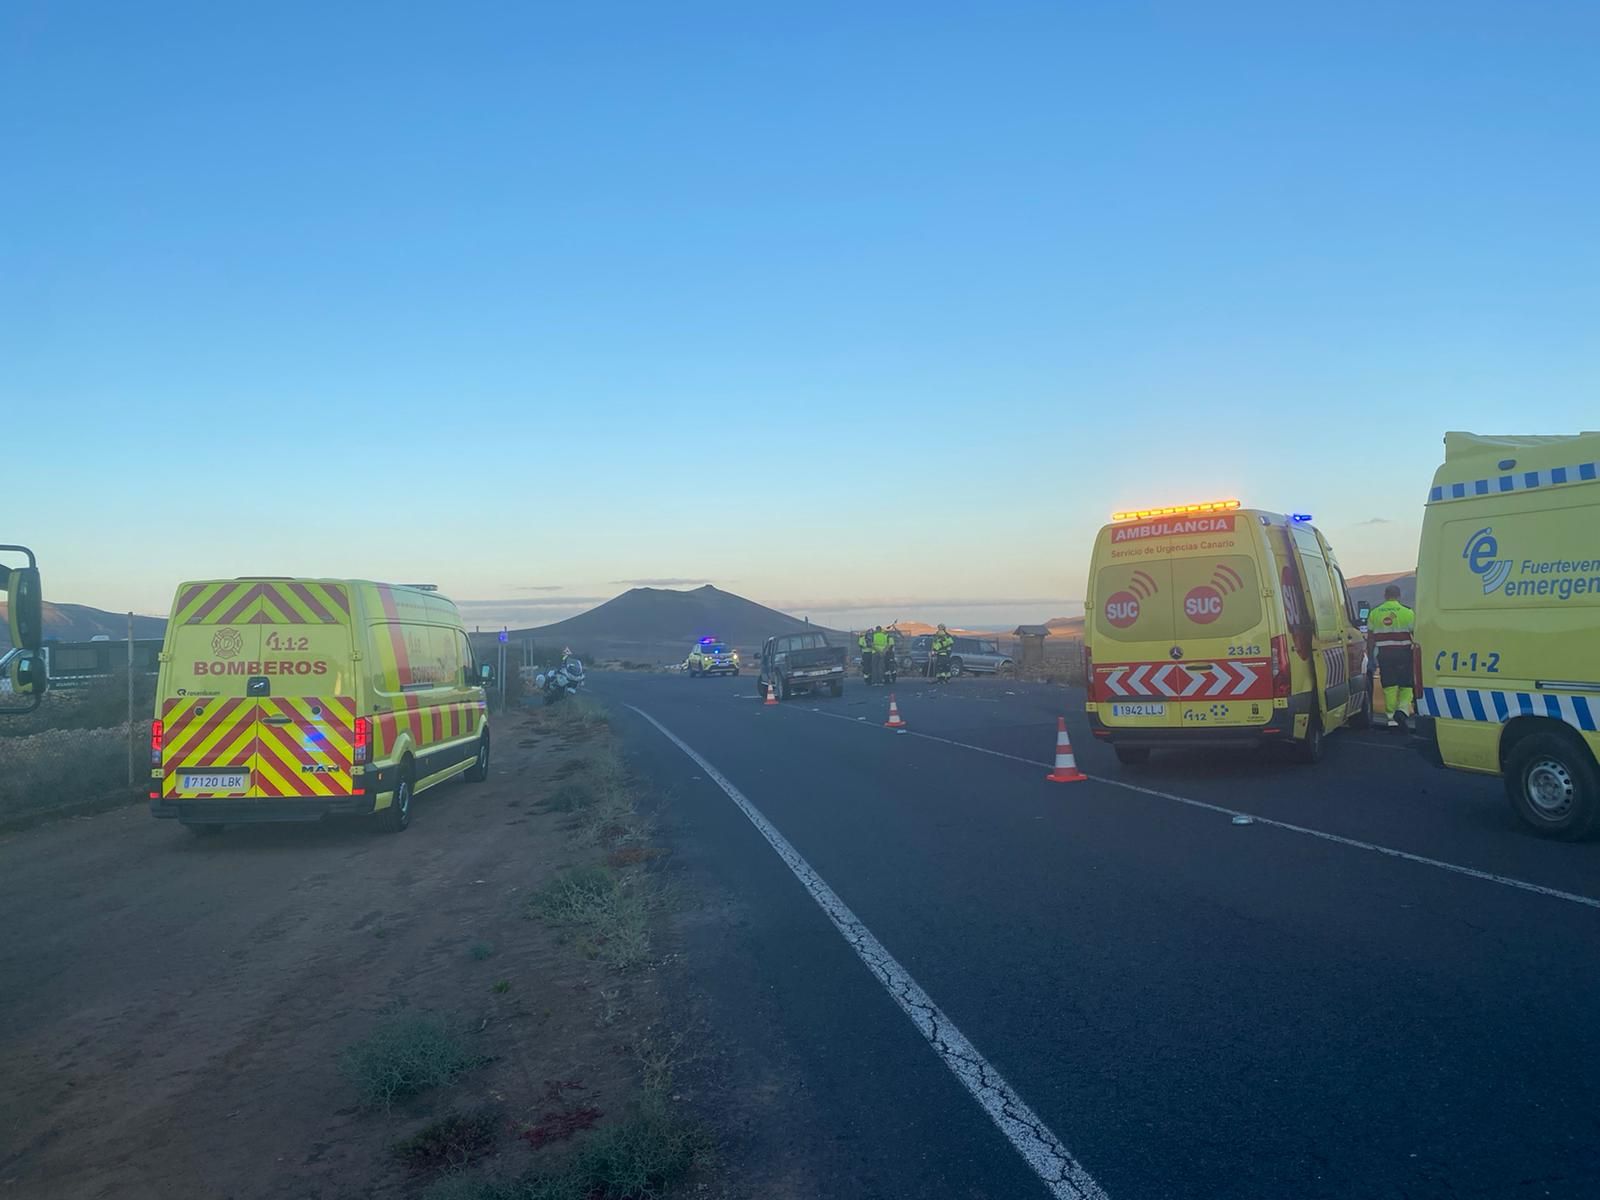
[0,707,677,1200]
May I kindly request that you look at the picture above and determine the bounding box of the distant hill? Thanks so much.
[0,601,167,649]
[515,585,833,660]
[1346,571,1416,607]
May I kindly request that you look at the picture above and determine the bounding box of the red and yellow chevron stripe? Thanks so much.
[254,696,357,797]
[159,697,258,797]
[174,581,350,626]
[376,696,487,758]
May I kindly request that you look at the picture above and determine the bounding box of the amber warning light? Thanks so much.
[1111,499,1241,523]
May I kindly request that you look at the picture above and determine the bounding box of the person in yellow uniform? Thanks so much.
[932,624,955,683]
[1366,585,1417,729]
[858,630,872,681]
[871,625,890,686]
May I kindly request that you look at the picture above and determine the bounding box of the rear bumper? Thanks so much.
[1088,704,1304,748]
[150,795,377,824]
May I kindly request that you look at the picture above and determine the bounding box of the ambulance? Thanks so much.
[1085,501,1371,763]
[1413,432,1600,839]
[149,579,491,834]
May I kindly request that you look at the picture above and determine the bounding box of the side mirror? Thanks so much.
[8,650,48,697]
[479,662,495,685]
[6,564,43,651]
[1356,601,1371,623]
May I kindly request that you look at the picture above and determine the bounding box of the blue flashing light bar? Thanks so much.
[1291,513,1313,523]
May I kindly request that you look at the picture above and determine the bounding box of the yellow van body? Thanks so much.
[149,579,489,832]
[1085,506,1371,762]
[1414,432,1600,838]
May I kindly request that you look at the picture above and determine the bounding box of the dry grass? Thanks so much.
[0,723,147,821]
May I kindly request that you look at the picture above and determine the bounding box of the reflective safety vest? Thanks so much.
[933,633,953,653]
[872,632,890,653]
[1368,599,1416,648]
[858,634,869,651]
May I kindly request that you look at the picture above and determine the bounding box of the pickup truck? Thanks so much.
[758,631,846,700]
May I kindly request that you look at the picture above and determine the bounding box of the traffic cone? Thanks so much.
[1045,717,1087,783]
[885,694,907,730]
[765,681,779,706]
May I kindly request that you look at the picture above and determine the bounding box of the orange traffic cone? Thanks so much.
[765,681,779,706]
[885,694,907,730]
[1045,717,1087,783]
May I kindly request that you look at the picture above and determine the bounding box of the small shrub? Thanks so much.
[528,866,649,970]
[395,1108,500,1175]
[341,1013,483,1108]
[492,979,511,995]
[469,942,496,961]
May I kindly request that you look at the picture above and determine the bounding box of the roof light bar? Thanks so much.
[1110,499,1241,523]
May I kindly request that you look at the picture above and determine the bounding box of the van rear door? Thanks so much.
[159,581,357,802]
[1286,526,1354,724]
[159,582,267,800]
[1091,539,1275,730]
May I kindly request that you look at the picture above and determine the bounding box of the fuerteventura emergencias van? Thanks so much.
[1413,431,1600,839]
[149,578,491,834]
[1085,501,1371,763]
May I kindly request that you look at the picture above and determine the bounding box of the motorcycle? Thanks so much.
[536,656,586,704]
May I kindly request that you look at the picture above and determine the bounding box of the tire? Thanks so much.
[1505,730,1600,840]
[465,730,490,783]
[381,760,414,833]
[1114,746,1150,766]
[187,823,225,836]
[998,660,1015,678]
[777,675,790,702]
[950,657,964,677]
[731,668,740,676]
[1295,711,1326,764]
[829,680,843,698]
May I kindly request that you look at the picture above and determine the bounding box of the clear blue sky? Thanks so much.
[5,2,1597,630]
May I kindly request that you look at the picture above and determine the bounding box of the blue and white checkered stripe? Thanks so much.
[1428,461,1598,504]
[1419,686,1599,732]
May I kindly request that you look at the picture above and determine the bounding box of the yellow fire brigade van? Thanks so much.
[149,579,491,834]
[1413,432,1600,839]
[1085,502,1372,763]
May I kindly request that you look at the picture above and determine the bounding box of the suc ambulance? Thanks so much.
[149,579,491,834]
[1085,502,1372,763]
[1413,431,1600,839]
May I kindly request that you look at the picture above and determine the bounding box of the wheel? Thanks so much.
[689,667,700,678]
[829,680,843,698]
[1505,731,1600,840]
[777,675,790,701]
[731,668,740,676]
[465,730,490,783]
[950,657,964,677]
[998,659,1015,677]
[380,760,414,833]
[187,823,225,836]
[1295,711,1326,764]
[1113,746,1150,766]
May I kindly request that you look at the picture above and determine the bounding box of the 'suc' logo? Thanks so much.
[1463,527,1512,594]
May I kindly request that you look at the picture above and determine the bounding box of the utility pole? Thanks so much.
[126,612,135,788]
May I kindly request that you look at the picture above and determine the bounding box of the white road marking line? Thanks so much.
[796,707,1600,912]
[629,705,1109,1200]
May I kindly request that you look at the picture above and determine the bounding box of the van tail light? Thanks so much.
[150,719,164,766]
[354,717,371,765]
[1082,643,1094,700]
[1270,635,1292,699]
[1413,641,1425,692]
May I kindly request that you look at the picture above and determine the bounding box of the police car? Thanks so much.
[686,637,740,677]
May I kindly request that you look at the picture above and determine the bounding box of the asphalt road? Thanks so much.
[593,670,1600,1200]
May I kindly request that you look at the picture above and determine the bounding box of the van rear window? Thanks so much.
[1095,555,1263,642]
